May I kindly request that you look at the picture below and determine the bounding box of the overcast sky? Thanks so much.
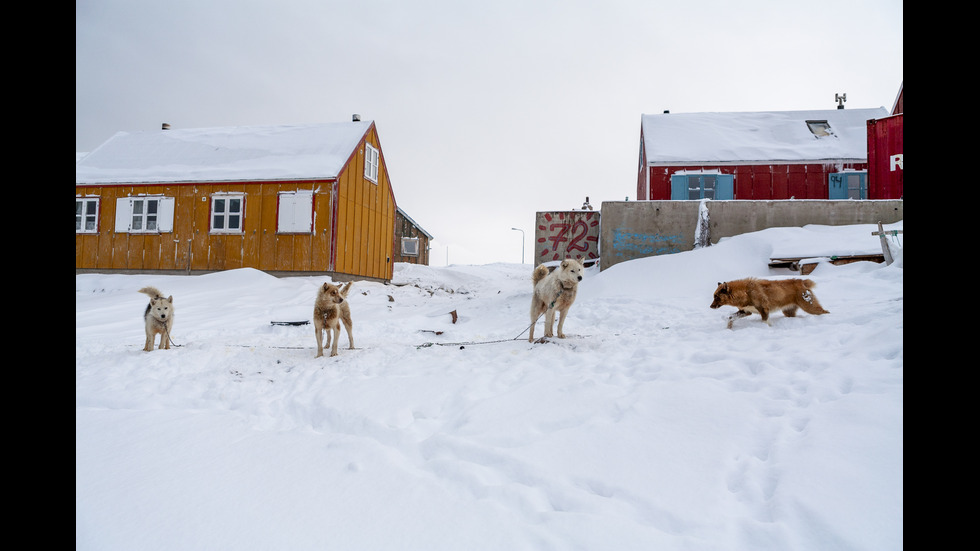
[76,0,903,266]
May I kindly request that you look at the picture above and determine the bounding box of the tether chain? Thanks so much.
[417,288,564,349]
[416,323,532,349]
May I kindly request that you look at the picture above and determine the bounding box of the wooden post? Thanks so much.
[872,221,903,265]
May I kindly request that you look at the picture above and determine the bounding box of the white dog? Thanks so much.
[138,286,174,351]
[528,259,584,342]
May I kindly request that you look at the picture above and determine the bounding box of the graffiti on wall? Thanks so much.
[534,211,599,264]
[610,228,683,257]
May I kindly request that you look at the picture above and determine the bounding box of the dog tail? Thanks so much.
[138,286,165,299]
[801,279,817,289]
[340,281,353,297]
[532,265,549,285]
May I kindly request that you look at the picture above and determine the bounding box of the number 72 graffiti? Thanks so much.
[534,211,599,263]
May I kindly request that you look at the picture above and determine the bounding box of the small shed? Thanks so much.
[393,207,433,265]
[76,120,399,281]
[636,107,890,201]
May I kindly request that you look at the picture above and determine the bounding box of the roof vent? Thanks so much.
[663,110,670,114]
[162,123,171,130]
[352,114,361,122]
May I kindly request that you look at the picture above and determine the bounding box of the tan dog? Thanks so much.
[711,278,829,329]
[529,259,585,342]
[314,281,354,358]
[139,286,174,351]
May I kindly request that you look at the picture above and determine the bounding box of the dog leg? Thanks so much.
[330,326,340,357]
[161,328,170,349]
[798,290,830,315]
[727,309,751,329]
[529,302,544,342]
[544,309,556,338]
[758,307,772,326]
[144,331,154,352]
[556,308,568,339]
[782,305,799,317]
[342,314,354,349]
[314,324,324,358]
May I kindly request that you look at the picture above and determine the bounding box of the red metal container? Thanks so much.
[867,114,903,199]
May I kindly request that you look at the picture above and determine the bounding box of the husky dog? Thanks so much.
[314,281,354,358]
[529,259,585,342]
[139,287,174,351]
[711,277,829,329]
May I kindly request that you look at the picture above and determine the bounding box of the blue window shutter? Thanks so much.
[716,174,734,200]
[670,174,688,200]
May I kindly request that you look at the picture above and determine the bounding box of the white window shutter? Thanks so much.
[158,197,175,232]
[114,198,133,232]
[278,190,314,233]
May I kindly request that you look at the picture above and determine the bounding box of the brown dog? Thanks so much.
[138,286,174,351]
[711,278,829,329]
[529,259,585,342]
[314,281,354,358]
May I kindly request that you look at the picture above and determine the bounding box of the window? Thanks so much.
[277,190,314,233]
[670,173,734,200]
[401,237,420,256]
[210,193,245,233]
[806,120,835,138]
[114,196,175,233]
[76,197,100,233]
[364,143,379,183]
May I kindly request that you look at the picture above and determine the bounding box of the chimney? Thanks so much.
[352,114,361,122]
[162,123,171,130]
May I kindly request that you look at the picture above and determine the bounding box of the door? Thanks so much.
[829,172,867,199]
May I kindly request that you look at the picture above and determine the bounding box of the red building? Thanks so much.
[636,107,890,201]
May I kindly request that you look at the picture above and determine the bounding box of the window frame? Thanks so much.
[76,197,100,233]
[401,236,420,256]
[114,195,175,233]
[364,143,380,183]
[210,193,246,234]
[670,172,734,200]
[806,120,835,138]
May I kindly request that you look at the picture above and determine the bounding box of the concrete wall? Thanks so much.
[598,200,904,270]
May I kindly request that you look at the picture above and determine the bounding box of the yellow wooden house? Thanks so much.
[76,118,399,281]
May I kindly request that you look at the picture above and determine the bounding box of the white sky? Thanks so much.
[75,0,904,266]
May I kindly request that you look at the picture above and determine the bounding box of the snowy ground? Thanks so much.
[76,222,903,551]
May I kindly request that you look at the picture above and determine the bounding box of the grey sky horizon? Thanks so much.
[76,0,903,266]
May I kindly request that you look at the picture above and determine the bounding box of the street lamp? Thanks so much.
[511,227,525,264]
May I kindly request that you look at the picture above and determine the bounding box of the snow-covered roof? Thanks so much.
[640,107,889,165]
[396,207,433,239]
[76,121,375,185]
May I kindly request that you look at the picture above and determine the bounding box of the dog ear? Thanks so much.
[561,260,568,268]
[167,295,173,303]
